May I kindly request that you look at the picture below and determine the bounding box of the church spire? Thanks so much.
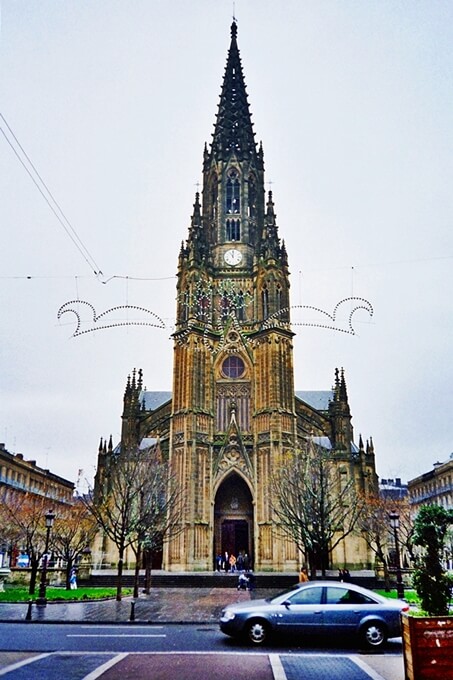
[209,20,257,162]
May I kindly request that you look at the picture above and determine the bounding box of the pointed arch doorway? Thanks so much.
[214,472,254,568]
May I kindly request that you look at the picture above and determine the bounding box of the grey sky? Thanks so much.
[1,0,452,488]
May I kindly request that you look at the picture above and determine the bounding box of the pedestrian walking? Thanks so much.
[299,566,309,582]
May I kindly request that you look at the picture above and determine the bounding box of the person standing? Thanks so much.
[299,567,309,582]
[70,568,77,590]
[224,551,229,573]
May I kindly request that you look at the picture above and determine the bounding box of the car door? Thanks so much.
[273,585,324,634]
[322,585,371,634]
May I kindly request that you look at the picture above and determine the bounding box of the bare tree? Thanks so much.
[131,459,184,597]
[0,490,51,594]
[84,445,184,600]
[51,499,98,589]
[357,494,413,590]
[271,440,366,577]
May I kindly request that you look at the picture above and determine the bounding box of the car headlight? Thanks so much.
[222,610,236,621]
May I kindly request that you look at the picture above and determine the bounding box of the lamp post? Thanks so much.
[388,511,404,600]
[36,510,55,606]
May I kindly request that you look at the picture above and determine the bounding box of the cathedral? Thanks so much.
[95,21,378,572]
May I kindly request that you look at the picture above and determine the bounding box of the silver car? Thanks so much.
[220,580,409,648]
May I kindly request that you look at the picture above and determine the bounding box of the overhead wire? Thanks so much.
[0,112,103,277]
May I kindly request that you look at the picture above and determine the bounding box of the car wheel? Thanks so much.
[245,618,269,645]
[361,621,387,649]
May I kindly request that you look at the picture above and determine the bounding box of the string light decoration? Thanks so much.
[174,277,255,355]
[176,277,253,317]
[57,293,373,341]
[57,300,165,337]
[262,297,374,335]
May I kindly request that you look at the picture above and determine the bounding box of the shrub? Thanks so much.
[412,505,453,616]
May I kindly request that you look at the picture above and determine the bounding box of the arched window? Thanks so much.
[181,290,189,322]
[276,285,282,311]
[198,295,210,322]
[210,180,218,220]
[262,286,269,319]
[236,290,245,321]
[248,175,257,218]
[226,170,240,214]
[226,219,240,241]
[221,292,230,320]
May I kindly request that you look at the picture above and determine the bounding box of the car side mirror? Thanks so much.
[282,600,292,608]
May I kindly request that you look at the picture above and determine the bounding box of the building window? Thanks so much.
[248,175,257,218]
[221,292,230,320]
[226,218,240,241]
[216,383,251,431]
[276,285,282,311]
[262,286,269,319]
[226,170,240,214]
[236,290,245,321]
[222,356,245,379]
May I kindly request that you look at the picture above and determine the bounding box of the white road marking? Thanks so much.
[269,654,287,680]
[82,653,128,680]
[75,625,163,629]
[66,634,166,638]
[350,655,388,680]
[0,653,52,677]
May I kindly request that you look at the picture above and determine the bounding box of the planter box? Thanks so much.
[402,613,453,680]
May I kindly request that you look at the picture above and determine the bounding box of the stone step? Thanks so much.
[81,572,377,590]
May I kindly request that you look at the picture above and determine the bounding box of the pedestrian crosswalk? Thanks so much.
[0,652,391,680]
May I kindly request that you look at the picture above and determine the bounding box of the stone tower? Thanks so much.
[97,21,378,573]
[168,21,297,570]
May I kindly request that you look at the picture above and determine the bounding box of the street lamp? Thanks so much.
[36,510,55,606]
[388,511,404,600]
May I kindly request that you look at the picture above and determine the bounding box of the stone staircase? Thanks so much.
[81,571,377,590]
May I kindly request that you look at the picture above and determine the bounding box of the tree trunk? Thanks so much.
[133,543,142,599]
[321,552,327,578]
[116,550,124,601]
[28,558,39,595]
[65,559,74,590]
[143,550,152,595]
[383,559,391,593]
[308,551,316,581]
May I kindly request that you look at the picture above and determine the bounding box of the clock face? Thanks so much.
[224,248,243,266]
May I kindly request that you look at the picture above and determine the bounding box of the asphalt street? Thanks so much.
[0,586,405,679]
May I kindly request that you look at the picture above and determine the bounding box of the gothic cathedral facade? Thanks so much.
[97,22,378,572]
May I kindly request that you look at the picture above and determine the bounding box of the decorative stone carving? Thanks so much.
[218,447,248,475]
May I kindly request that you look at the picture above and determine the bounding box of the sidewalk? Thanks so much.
[0,587,253,624]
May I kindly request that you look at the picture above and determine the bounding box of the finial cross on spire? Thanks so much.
[231,3,237,38]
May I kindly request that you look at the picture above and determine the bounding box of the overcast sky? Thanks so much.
[1,0,452,489]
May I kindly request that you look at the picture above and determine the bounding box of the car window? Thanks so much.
[326,587,375,605]
[287,587,323,605]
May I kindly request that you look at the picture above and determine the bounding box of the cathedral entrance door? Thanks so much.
[214,472,253,567]
[221,519,248,557]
